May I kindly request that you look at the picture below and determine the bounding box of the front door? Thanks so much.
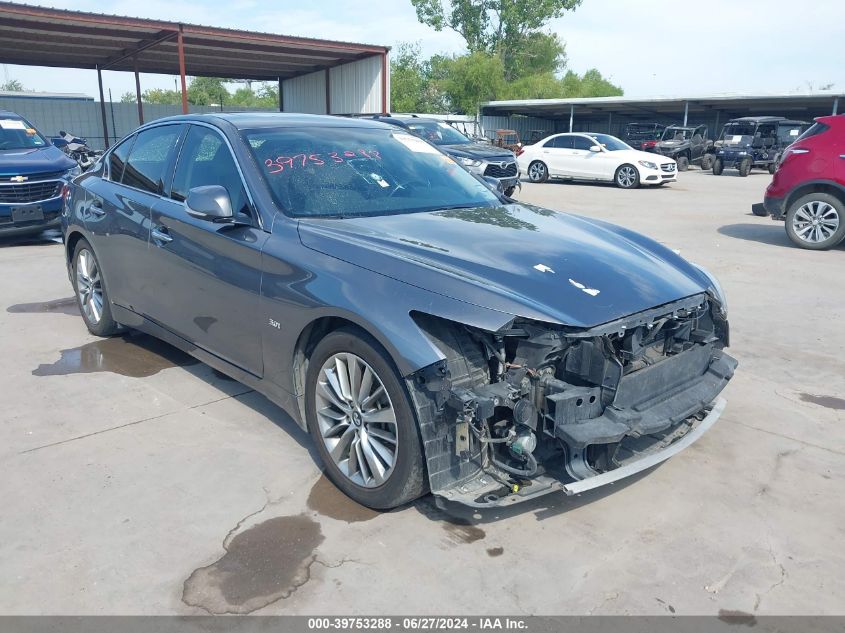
[145,124,267,376]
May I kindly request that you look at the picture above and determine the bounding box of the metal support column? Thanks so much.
[381,52,389,114]
[96,65,110,150]
[278,77,283,112]
[607,111,612,134]
[177,25,188,114]
[569,105,574,132]
[134,56,144,125]
[325,69,331,114]
[834,97,839,115]
[683,101,689,126]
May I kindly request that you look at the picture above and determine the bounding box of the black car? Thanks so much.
[370,115,521,197]
[62,113,736,510]
[1,110,80,237]
[713,116,809,176]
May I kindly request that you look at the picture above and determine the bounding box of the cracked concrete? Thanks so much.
[1,173,844,615]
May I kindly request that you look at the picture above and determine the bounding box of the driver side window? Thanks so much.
[571,136,595,151]
[171,126,251,221]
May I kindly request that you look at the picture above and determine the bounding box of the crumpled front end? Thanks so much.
[408,293,737,507]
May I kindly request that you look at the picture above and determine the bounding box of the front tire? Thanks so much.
[72,238,120,336]
[504,186,516,197]
[615,164,640,189]
[305,328,427,509]
[676,155,689,172]
[712,158,724,175]
[527,161,548,183]
[784,193,845,250]
[738,158,751,177]
[700,154,713,170]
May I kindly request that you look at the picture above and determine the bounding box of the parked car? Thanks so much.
[756,114,845,250]
[0,109,80,237]
[518,132,678,188]
[654,124,714,171]
[63,113,735,509]
[371,115,520,197]
[623,122,666,152]
[713,117,809,177]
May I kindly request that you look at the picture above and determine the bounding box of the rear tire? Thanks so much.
[527,161,548,183]
[768,162,777,174]
[738,158,751,177]
[700,155,713,170]
[504,186,516,197]
[712,158,724,175]
[71,238,120,337]
[784,193,845,250]
[752,204,768,217]
[305,328,427,509]
[676,155,689,172]
[615,164,640,189]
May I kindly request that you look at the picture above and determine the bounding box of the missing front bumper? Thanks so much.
[433,397,727,508]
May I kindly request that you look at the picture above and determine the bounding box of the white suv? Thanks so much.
[518,132,677,189]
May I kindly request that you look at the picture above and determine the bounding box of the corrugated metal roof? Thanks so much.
[0,1,390,81]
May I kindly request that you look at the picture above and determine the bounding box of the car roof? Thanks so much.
[149,112,392,130]
[0,110,23,118]
[727,116,785,123]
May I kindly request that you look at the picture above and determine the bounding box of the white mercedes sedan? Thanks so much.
[518,132,677,189]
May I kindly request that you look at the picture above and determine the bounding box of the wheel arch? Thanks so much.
[785,180,845,212]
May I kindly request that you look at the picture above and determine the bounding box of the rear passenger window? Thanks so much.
[171,126,250,219]
[122,126,182,194]
[544,136,572,149]
[572,136,595,150]
[108,136,134,182]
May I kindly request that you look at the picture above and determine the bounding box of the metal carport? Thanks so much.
[0,2,390,147]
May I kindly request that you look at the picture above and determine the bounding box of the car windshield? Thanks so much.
[721,123,756,142]
[662,127,693,141]
[0,117,48,150]
[405,120,471,145]
[586,133,631,151]
[244,126,499,218]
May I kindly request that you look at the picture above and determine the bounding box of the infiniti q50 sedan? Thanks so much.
[62,113,736,509]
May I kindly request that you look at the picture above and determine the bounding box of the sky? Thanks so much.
[1,0,843,100]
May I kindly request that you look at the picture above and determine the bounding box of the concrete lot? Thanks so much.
[1,169,843,616]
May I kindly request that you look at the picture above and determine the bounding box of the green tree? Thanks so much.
[139,88,181,105]
[411,0,581,79]
[437,51,506,114]
[1,79,24,91]
[187,76,229,106]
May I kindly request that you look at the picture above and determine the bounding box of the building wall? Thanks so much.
[283,54,386,116]
[0,96,273,150]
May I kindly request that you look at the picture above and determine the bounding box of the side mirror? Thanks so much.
[589,145,602,153]
[185,185,234,222]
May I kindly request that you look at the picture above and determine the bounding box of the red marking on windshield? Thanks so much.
[264,149,381,174]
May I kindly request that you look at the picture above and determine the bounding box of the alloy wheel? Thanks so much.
[315,352,398,488]
[617,166,637,187]
[528,162,546,182]
[792,200,840,244]
[76,248,104,325]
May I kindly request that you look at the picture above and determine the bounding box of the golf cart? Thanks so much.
[654,124,714,171]
[623,122,666,152]
[712,117,809,177]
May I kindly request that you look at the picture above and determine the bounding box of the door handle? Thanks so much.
[87,201,105,217]
[151,226,173,245]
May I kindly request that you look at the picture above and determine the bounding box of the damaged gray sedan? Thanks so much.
[62,113,736,509]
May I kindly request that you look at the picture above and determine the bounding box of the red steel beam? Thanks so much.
[177,26,188,114]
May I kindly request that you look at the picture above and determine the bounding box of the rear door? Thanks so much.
[82,124,184,315]
[146,124,267,376]
[537,135,569,175]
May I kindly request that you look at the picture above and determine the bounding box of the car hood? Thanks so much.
[297,204,710,328]
[438,142,514,161]
[612,148,673,164]
[0,145,76,176]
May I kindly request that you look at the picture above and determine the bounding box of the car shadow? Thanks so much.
[717,222,845,250]
[0,229,63,247]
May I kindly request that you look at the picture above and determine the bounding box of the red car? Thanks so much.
[761,114,845,250]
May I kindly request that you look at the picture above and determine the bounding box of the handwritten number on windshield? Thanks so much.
[264,149,381,174]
